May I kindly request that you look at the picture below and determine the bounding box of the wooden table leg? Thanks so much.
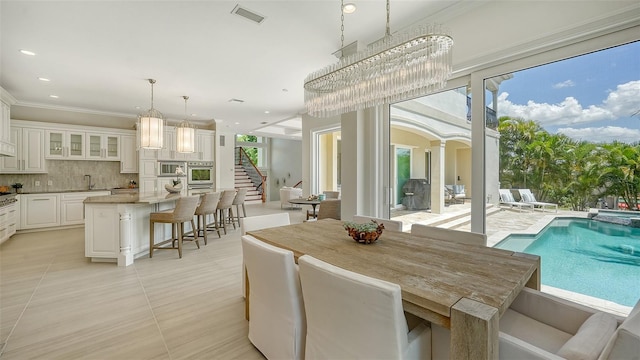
[513,252,541,290]
[451,298,499,360]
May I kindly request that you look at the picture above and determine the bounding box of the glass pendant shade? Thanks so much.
[176,121,195,153]
[138,79,165,149]
[176,95,196,153]
[304,9,453,118]
[139,110,164,149]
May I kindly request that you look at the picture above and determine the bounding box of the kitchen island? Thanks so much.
[84,192,189,266]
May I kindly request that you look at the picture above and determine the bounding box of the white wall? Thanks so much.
[269,138,302,200]
[215,131,236,190]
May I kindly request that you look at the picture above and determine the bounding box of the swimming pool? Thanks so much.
[495,218,640,307]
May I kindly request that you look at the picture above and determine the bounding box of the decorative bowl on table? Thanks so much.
[164,183,183,193]
[343,220,385,244]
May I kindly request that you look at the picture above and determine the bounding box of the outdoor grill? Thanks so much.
[401,179,431,210]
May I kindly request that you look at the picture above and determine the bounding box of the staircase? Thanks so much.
[235,165,262,204]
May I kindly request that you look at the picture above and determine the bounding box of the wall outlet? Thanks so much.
[35,180,41,186]
[48,180,53,186]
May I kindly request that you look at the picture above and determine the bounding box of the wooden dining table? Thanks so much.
[246,218,540,360]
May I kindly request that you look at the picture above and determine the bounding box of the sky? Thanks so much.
[495,41,640,144]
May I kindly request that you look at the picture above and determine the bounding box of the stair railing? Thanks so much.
[236,147,267,203]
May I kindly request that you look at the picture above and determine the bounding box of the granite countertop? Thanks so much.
[83,192,183,205]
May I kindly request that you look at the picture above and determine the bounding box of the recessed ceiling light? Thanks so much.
[342,3,356,14]
[49,95,59,98]
[135,106,141,110]
[38,77,50,82]
[282,88,288,92]
[235,122,240,125]
[190,113,197,117]
[20,49,36,56]
[264,110,270,114]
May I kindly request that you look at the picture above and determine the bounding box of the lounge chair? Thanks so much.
[499,189,534,212]
[445,184,466,204]
[518,189,558,213]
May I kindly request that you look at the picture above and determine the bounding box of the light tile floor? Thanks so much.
[0,201,309,359]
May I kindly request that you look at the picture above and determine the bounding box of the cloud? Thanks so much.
[553,80,575,89]
[497,80,639,127]
[557,126,640,143]
[603,80,640,117]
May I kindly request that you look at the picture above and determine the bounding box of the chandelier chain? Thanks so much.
[183,95,189,119]
[386,0,390,37]
[149,79,155,109]
[340,0,344,50]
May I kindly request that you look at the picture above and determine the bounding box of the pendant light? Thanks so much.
[138,79,165,149]
[176,95,196,153]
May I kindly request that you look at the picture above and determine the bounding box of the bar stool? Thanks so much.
[216,189,237,234]
[232,188,249,223]
[192,192,221,245]
[149,195,200,259]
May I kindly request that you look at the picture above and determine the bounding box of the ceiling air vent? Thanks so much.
[231,5,266,24]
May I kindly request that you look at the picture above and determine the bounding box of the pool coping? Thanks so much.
[487,213,589,247]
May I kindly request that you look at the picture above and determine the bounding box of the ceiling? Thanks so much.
[0,0,470,139]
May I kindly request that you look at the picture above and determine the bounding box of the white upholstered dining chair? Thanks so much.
[410,223,486,246]
[240,213,291,298]
[353,215,404,232]
[298,254,431,359]
[241,235,306,360]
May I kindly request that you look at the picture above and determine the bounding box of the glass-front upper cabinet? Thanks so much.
[86,133,119,160]
[45,130,85,159]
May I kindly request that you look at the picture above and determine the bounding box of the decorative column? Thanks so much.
[118,210,133,267]
[430,140,446,214]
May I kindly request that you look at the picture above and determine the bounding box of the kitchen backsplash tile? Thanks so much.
[0,160,138,192]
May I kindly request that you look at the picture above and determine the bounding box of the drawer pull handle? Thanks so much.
[32,199,50,201]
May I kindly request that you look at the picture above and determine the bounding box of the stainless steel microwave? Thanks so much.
[158,161,186,177]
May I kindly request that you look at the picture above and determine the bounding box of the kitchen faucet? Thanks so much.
[84,175,95,190]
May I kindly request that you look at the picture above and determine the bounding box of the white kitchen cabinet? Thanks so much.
[139,178,158,193]
[140,159,157,178]
[0,87,16,157]
[0,127,46,174]
[84,204,120,259]
[195,130,214,161]
[45,130,85,159]
[60,191,110,226]
[20,194,59,229]
[120,135,138,173]
[14,195,21,231]
[86,133,119,160]
[0,201,18,244]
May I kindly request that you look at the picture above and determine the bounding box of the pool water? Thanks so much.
[495,218,640,307]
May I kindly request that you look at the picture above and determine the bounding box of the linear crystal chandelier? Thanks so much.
[304,0,453,118]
